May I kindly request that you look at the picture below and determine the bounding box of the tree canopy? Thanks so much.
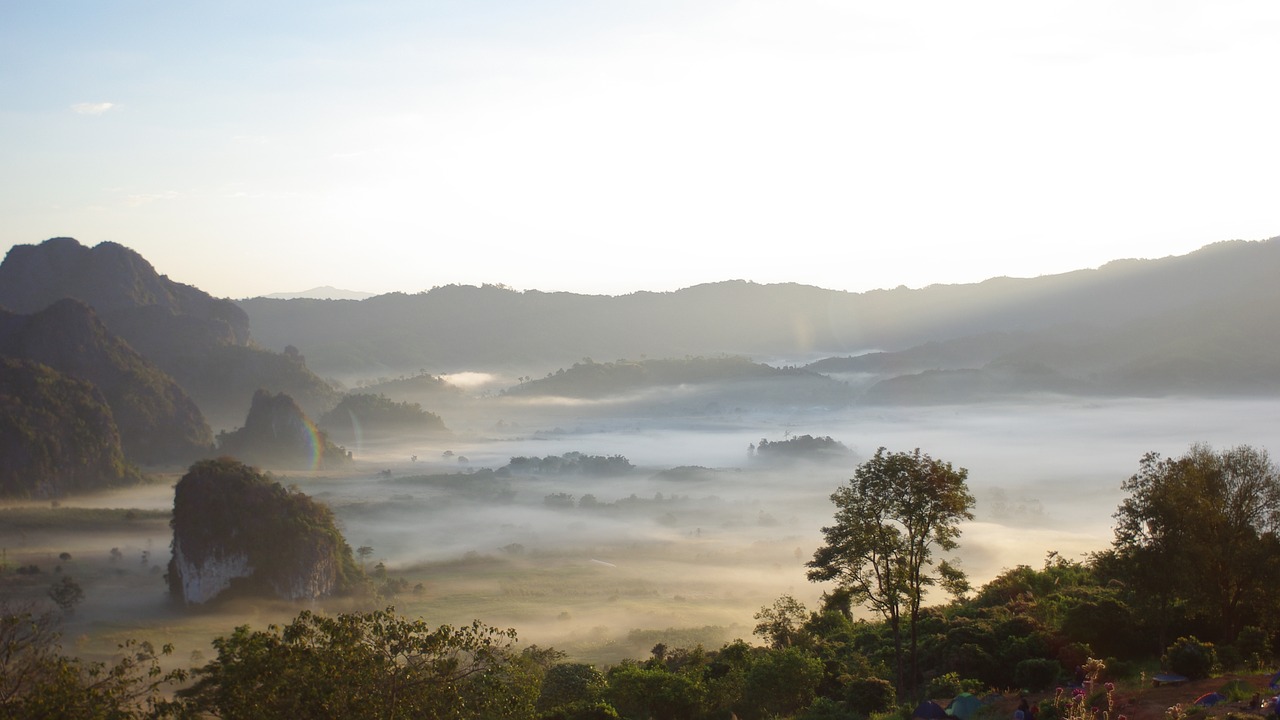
[807,447,974,697]
[1107,443,1280,644]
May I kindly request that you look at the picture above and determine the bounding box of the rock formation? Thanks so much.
[218,390,350,470]
[167,458,362,604]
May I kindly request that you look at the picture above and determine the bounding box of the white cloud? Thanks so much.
[125,191,179,206]
[71,102,115,115]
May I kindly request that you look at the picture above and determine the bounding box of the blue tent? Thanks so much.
[914,701,949,719]
[946,693,983,720]
[1194,692,1226,707]
[1269,670,1280,690]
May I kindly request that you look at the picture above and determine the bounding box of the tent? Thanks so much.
[1193,692,1226,707]
[913,701,950,720]
[946,693,983,720]
[1269,671,1280,690]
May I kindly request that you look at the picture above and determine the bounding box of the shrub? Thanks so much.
[925,672,985,699]
[1161,636,1217,680]
[1236,626,1271,667]
[1014,658,1060,692]
[845,677,896,716]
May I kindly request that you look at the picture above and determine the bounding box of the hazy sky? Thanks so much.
[4,1,1279,299]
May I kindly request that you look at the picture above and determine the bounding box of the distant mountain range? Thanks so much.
[5,234,1280,426]
[237,237,1280,401]
[262,286,376,301]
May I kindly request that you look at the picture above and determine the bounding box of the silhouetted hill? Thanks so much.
[318,393,448,443]
[0,299,213,464]
[0,238,340,427]
[0,357,141,497]
[503,356,856,409]
[0,236,250,342]
[263,286,375,300]
[238,238,1280,389]
[218,390,350,470]
[825,267,1280,403]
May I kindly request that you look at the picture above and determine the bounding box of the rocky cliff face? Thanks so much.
[218,390,350,469]
[0,299,214,465]
[0,358,140,497]
[167,458,362,604]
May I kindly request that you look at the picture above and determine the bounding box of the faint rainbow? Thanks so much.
[301,415,325,471]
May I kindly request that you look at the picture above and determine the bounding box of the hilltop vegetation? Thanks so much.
[0,299,213,465]
[318,392,448,442]
[0,357,140,497]
[168,457,365,604]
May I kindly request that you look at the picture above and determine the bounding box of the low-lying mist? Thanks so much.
[5,393,1280,667]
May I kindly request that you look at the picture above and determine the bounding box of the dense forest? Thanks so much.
[4,443,1279,719]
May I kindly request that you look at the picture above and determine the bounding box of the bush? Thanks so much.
[1236,626,1271,668]
[1217,644,1244,671]
[1161,636,1217,680]
[1103,657,1140,680]
[1014,658,1061,692]
[846,677,896,716]
[925,672,984,699]
[538,701,620,720]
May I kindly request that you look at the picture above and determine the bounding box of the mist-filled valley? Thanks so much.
[7,235,1280,718]
[7,387,1280,668]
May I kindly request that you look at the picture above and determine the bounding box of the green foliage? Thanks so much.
[1161,636,1217,680]
[740,647,825,720]
[178,607,537,719]
[808,447,975,697]
[605,663,705,720]
[924,671,985,699]
[538,663,608,712]
[1013,658,1061,692]
[0,299,216,466]
[753,594,811,649]
[503,452,635,478]
[755,435,855,464]
[539,700,621,720]
[0,357,142,497]
[0,604,185,718]
[845,676,896,716]
[1111,444,1280,642]
[1235,625,1271,666]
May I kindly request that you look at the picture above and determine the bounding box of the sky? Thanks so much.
[3,1,1280,299]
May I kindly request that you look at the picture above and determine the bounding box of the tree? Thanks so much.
[538,662,608,713]
[753,594,810,649]
[807,447,974,698]
[1111,444,1280,643]
[1,602,185,718]
[47,576,85,613]
[177,607,539,719]
[741,647,824,720]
